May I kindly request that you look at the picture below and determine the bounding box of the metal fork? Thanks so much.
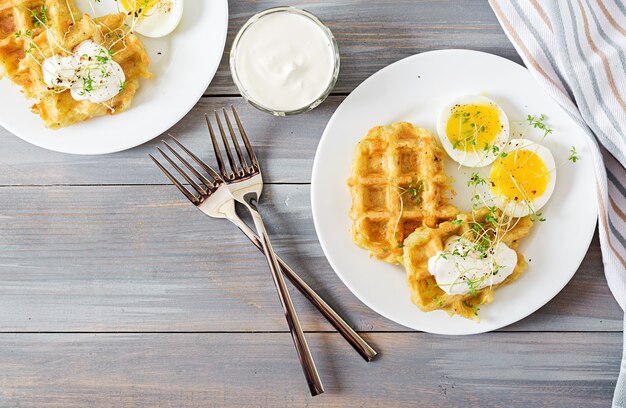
[150,126,376,395]
[206,107,325,395]
[207,111,374,369]
[150,139,322,395]
[152,136,376,363]
[151,113,378,393]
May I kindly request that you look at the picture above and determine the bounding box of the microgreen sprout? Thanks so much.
[81,74,95,95]
[400,181,423,205]
[568,146,579,163]
[484,207,499,227]
[31,5,49,28]
[466,278,478,297]
[468,172,487,187]
[95,48,111,64]
[462,300,481,316]
[530,211,546,223]
[527,114,553,138]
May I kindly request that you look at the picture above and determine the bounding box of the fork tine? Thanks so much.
[214,111,240,177]
[149,154,199,204]
[169,136,223,182]
[157,147,207,197]
[222,108,250,174]
[162,140,215,190]
[231,105,259,171]
[205,114,231,180]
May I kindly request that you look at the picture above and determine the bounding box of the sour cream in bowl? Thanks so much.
[230,7,340,116]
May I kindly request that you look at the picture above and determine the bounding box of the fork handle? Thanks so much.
[245,205,324,396]
[229,217,377,362]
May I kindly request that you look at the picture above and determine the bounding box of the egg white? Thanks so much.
[436,95,509,168]
[121,0,183,38]
[488,138,556,218]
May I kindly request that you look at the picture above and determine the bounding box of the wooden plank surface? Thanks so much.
[0,0,523,186]
[0,185,618,332]
[208,0,523,95]
[0,332,619,407]
[0,0,621,406]
[0,97,329,185]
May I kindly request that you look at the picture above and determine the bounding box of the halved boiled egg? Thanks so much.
[436,95,509,167]
[488,138,556,218]
[120,0,183,38]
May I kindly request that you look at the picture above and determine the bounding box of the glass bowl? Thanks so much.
[229,6,340,116]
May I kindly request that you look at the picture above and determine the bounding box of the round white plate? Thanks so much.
[0,0,228,155]
[311,49,598,335]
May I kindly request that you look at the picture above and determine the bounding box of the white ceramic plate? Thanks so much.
[311,49,597,335]
[0,0,228,155]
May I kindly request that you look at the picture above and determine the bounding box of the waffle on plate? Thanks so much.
[348,122,459,263]
[0,0,151,128]
[347,121,537,322]
[402,208,533,321]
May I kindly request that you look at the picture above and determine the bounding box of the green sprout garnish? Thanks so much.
[400,181,423,205]
[467,172,487,187]
[463,300,481,316]
[466,278,478,297]
[80,74,95,95]
[527,114,553,138]
[568,146,579,163]
[31,5,48,28]
[530,211,546,223]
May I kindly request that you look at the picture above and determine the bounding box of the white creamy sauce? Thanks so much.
[427,235,517,296]
[233,11,335,112]
[42,40,125,104]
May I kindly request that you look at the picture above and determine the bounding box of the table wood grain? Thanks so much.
[0,1,621,407]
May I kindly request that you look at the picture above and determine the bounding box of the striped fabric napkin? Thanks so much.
[488,0,626,405]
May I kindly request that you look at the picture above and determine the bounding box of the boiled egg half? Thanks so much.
[120,0,183,38]
[488,138,556,218]
[437,95,509,167]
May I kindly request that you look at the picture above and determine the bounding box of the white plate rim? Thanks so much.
[311,49,598,335]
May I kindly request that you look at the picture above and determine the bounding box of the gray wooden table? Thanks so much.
[0,1,621,407]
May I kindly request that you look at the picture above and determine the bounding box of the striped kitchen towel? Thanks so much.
[488,0,626,405]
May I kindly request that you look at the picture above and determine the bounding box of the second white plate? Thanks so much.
[0,0,228,155]
[311,49,597,335]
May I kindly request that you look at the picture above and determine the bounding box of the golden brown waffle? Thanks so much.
[348,122,459,263]
[402,208,534,321]
[0,0,81,79]
[0,0,151,128]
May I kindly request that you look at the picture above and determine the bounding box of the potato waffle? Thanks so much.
[0,0,151,128]
[348,122,459,263]
[402,208,534,321]
[0,0,80,77]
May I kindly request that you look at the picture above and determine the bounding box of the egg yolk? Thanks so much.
[120,0,157,15]
[489,149,549,202]
[446,104,502,151]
